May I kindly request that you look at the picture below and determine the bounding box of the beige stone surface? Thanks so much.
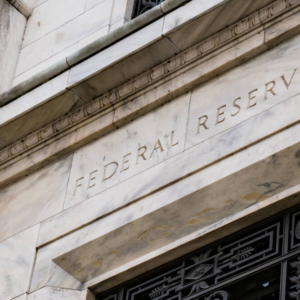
[64,92,190,209]
[0,225,39,300]
[37,89,300,246]
[32,121,300,291]
[22,0,85,47]
[0,155,72,242]
[185,33,300,149]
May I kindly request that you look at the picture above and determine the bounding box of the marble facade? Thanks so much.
[2,0,300,299]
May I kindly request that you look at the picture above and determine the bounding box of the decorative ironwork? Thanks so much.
[97,204,300,300]
[132,0,165,18]
[226,246,255,263]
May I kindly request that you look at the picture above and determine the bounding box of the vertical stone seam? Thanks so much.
[26,224,41,294]
[182,90,192,151]
[62,152,75,211]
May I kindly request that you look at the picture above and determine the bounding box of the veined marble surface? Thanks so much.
[30,120,300,291]
[0,225,39,300]
[64,92,190,209]
[37,31,300,247]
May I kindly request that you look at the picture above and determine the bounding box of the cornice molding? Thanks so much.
[7,0,32,18]
[0,0,299,166]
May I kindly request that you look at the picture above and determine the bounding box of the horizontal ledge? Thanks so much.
[0,0,189,107]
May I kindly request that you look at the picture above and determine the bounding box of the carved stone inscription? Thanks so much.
[186,35,300,148]
[65,93,190,209]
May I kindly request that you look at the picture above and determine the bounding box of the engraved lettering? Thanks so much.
[121,153,131,172]
[74,177,84,196]
[216,105,226,124]
[150,139,164,158]
[248,89,258,108]
[102,162,119,181]
[197,115,209,134]
[281,68,297,89]
[87,170,98,189]
[231,97,241,116]
[169,131,179,148]
[264,81,277,100]
[136,146,147,165]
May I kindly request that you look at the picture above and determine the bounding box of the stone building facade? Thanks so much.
[1,0,300,299]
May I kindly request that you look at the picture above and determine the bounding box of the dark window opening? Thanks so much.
[132,0,165,19]
[97,203,300,300]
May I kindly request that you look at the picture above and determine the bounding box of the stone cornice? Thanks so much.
[7,0,32,18]
[0,0,299,167]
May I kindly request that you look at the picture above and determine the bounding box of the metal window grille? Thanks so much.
[97,204,300,300]
[132,0,165,18]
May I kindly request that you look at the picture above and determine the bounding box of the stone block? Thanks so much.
[15,31,56,77]
[0,155,72,242]
[0,225,39,300]
[64,92,190,209]
[52,0,113,55]
[22,0,85,47]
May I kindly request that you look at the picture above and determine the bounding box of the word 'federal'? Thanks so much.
[73,131,179,196]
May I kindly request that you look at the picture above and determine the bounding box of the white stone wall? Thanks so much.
[0,0,26,93]
[13,0,133,86]
[2,31,300,298]
[2,1,300,299]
